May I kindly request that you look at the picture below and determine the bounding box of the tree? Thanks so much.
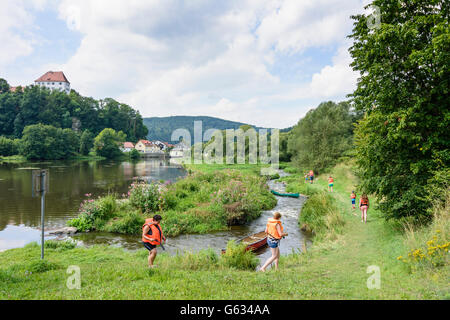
[349,0,450,221]
[61,128,80,158]
[80,130,95,156]
[0,137,17,156]
[129,148,141,160]
[0,79,10,94]
[20,124,80,160]
[0,92,19,137]
[279,132,293,162]
[288,101,356,173]
[94,128,126,159]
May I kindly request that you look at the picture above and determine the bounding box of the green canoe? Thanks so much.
[271,190,300,198]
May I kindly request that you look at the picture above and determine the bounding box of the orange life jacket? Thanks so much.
[361,198,369,206]
[142,218,165,245]
[329,178,334,183]
[267,219,284,240]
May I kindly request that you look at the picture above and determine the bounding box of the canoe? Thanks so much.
[221,231,267,254]
[271,190,300,198]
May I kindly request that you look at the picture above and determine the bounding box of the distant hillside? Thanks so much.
[144,116,272,142]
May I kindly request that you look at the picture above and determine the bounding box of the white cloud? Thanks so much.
[309,45,358,98]
[0,1,35,69]
[4,0,367,128]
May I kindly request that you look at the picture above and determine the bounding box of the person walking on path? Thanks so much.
[351,191,357,214]
[328,176,334,192]
[259,212,288,272]
[359,194,370,224]
[142,215,166,268]
[309,170,315,184]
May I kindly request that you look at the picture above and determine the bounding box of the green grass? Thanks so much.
[0,155,27,162]
[68,164,277,237]
[1,162,448,300]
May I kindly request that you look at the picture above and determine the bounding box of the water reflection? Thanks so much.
[1,162,311,262]
[0,158,186,250]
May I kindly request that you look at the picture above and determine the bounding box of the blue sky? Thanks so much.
[0,0,369,128]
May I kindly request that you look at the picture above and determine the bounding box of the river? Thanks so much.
[0,158,185,251]
[0,160,311,262]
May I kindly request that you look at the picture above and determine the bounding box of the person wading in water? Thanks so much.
[259,212,288,272]
[142,215,166,268]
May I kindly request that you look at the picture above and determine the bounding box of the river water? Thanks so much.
[72,171,311,262]
[0,159,185,251]
[1,160,310,262]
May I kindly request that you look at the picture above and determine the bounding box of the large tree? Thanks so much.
[20,124,80,160]
[288,101,357,173]
[94,128,126,159]
[349,0,449,221]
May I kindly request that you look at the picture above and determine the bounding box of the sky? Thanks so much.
[0,0,371,129]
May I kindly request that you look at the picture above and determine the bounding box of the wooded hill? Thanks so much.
[144,116,291,142]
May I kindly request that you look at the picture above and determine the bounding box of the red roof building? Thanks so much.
[35,71,70,83]
[10,86,24,93]
[35,71,71,93]
[123,142,135,149]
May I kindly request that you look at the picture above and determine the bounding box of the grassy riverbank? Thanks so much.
[67,164,277,237]
[1,162,448,300]
[0,155,27,162]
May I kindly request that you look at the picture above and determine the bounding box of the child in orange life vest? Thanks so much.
[328,176,334,192]
[359,194,370,224]
[259,212,288,272]
[351,191,357,213]
[309,170,315,184]
[142,215,166,268]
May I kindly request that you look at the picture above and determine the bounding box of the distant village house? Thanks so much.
[170,142,191,158]
[121,142,135,153]
[135,140,163,154]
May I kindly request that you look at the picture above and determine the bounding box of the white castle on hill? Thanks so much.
[34,71,71,94]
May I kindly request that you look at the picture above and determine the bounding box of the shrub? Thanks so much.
[400,189,449,272]
[26,260,60,274]
[44,240,77,251]
[299,191,344,240]
[67,195,117,231]
[103,211,145,235]
[67,213,94,232]
[129,149,141,160]
[129,180,161,213]
[220,241,259,271]
[0,137,18,156]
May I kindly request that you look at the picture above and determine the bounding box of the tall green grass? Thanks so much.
[299,191,345,241]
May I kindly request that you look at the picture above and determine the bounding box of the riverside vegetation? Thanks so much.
[0,0,448,299]
[1,161,448,299]
[67,164,277,237]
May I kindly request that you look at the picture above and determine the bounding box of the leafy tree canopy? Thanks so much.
[349,0,450,221]
[94,128,126,159]
[288,101,359,174]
